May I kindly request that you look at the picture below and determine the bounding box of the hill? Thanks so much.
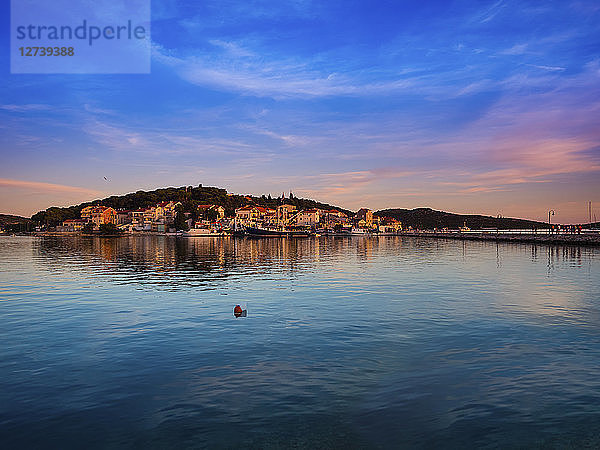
[30,184,352,226]
[375,208,547,230]
[0,213,30,226]
[0,214,32,232]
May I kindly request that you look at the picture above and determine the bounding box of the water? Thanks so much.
[1,235,599,448]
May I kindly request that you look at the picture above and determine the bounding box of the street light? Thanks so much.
[548,209,555,225]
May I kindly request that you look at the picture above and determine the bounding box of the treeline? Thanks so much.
[375,207,547,230]
[0,214,33,232]
[30,184,351,226]
[0,213,30,226]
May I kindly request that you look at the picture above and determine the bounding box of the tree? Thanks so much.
[174,210,189,231]
[99,223,120,235]
[82,222,94,234]
[204,208,218,222]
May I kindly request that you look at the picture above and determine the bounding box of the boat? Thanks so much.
[244,226,311,237]
[350,228,372,235]
[183,228,227,237]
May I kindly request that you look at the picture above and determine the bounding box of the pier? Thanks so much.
[399,230,600,246]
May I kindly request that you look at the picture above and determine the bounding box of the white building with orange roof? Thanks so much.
[235,205,271,226]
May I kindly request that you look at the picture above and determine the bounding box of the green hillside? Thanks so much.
[30,184,351,226]
[376,208,548,230]
[0,213,29,226]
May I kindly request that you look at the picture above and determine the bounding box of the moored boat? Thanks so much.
[244,226,311,237]
[183,228,227,237]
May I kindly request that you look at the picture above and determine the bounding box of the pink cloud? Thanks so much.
[0,178,101,196]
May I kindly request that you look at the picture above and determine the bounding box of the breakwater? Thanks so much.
[400,231,600,246]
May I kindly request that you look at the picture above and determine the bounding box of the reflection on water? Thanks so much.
[1,236,599,448]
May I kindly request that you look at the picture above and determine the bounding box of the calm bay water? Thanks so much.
[1,235,599,448]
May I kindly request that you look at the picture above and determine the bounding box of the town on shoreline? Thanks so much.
[1,184,597,240]
[12,199,596,245]
[51,201,401,236]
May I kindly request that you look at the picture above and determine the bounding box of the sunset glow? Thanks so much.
[1,1,599,223]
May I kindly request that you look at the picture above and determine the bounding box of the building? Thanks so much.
[80,206,117,229]
[321,209,348,227]
[116,210,132,225]
[92,207,117,228]
[355,208,374,228]
[143,207,156,227]
[235,205,270,226]
[197,204,226,220]
[378,217,402,233]
[295,209,321,227]
[276,204,297,225]
[60,219,86,232]
[126,201,182,232]
[155,201,181,224]
[131,209,147,230]
[80,205,98,222]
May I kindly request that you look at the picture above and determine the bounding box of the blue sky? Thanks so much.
[1,0,599,222]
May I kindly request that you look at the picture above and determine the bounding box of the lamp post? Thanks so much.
[548,209,555,233]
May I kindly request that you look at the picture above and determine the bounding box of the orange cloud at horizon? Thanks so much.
[0,178,104,217]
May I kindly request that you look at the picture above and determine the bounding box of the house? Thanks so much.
[116,210,132,225]
[80,205,98,222]
[378,217,402,233]
[60,219,86,232]
[355,208,374,227]
[276,204,297,224]
[235,205,270,226]
[321,209,348,227]
[131,209,147,229]
[92,207,117,228]
[295,209,320,227]
[80,206,117,229]
[143,207,156,226]
[127,201,182,232]
[155,201,181,224]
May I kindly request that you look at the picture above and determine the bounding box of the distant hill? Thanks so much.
[375,208,547,230]
[0,213,30,226]
[30,184,352,226]
[0,214,32,232]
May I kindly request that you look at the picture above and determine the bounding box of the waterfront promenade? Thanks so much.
[401,230,600,246]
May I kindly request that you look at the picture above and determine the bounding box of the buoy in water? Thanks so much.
[234,305,243,317]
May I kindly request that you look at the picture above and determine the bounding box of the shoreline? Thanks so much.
[5,230,600,246]
[398,231,600,246]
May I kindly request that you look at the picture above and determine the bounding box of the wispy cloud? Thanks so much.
[82,119,253,156]
[475,0,506,23]
[0,178,102,196]
[500,43,528,55]
[0,104,51,112]
[152,42,422,98]
[526,64,566,72]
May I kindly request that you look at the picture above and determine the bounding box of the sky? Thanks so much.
[1,0,599,223]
